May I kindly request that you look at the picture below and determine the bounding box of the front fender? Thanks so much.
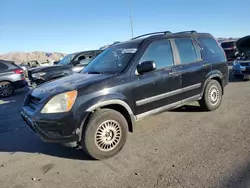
[73,93,135,135]
[73,94,135,140]
[76,93,134,115]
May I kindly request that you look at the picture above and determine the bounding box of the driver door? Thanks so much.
[130,39,182,117]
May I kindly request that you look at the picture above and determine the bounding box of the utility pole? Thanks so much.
[128,0,134,38]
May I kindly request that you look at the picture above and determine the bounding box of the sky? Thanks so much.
[0,0,250,54]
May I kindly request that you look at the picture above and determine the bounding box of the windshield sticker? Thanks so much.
[121,48,137,54]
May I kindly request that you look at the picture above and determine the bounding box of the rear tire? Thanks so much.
[199,80,222,111]
[81,109,128,160]
[0,81,15,97]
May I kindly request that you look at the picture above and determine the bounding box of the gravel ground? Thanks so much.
[1,67,250,188]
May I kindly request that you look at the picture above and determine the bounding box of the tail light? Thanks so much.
[13,69,24,74]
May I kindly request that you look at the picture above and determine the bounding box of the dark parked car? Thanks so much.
[0,60,28,97]
[21,30,228,159]
[28,50,103,86]
[232,35,250,79]
[220,40,237,61]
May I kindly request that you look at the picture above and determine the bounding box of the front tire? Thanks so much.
[0,81,15,97]
[199,80,222,111]
[81,109,128,160]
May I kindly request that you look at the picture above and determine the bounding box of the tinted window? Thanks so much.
[75,54,93,65]
[200,38,225,57]
[221,41,235,48]
[140,39,174,69]
[58,54,76,66]
[175,38,201,64]
[0,63,9,71]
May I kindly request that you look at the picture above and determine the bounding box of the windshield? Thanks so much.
[58,54,75,65]
[83,44,137,74]
[221,41,235,48]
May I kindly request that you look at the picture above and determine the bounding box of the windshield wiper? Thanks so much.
[85,71,103,74]
[84,71,120,74]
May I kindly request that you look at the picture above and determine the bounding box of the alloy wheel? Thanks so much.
[94,120,122,151]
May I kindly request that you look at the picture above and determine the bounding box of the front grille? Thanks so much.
[27,95,41,110]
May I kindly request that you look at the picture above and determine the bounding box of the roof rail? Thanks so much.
[174,30,197,34]
[131,31,171,40]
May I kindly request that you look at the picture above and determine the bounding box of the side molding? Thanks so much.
[86,99,134,116]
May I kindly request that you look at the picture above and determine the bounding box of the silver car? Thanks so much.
[0,60,28,97]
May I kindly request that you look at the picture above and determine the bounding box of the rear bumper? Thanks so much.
[13,80,28,89]
[20,108,83,143]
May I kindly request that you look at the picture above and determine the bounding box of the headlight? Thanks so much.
[41,90,78,113]
[32,72,46,78]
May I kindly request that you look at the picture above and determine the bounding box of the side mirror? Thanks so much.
[136,61,156,75]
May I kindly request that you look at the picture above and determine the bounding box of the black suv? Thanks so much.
[21,31,228,159]
[28,50,102,86]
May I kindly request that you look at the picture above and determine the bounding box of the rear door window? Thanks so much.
[199,38,225,57]
[174,38,202,64]
[0,62,9,72]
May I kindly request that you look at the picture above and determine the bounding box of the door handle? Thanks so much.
[203,63,210,67]
[169,70,180,76]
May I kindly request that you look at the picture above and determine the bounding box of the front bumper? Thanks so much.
[20,107,86,143]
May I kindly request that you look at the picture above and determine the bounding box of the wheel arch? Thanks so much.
[0,80,15,96]
[202,71,224,96]
[0,80,14,87]
[85,99,135,133]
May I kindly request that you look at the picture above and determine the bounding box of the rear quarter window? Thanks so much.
[0,62,19,72]
[174,38,202,64]
[199,38,225,59]
[0,63,9,71]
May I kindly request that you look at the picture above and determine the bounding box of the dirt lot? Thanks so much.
[1,67,250,188]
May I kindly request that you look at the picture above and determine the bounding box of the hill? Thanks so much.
[0,51,66,64]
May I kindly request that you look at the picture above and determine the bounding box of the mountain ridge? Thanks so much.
[0,51,67,64]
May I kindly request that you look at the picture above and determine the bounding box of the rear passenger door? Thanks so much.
[174,38,211,100]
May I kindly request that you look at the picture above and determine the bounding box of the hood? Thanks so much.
[31,73,114,99]
[236,35,250,54]
[29,65,68,73]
